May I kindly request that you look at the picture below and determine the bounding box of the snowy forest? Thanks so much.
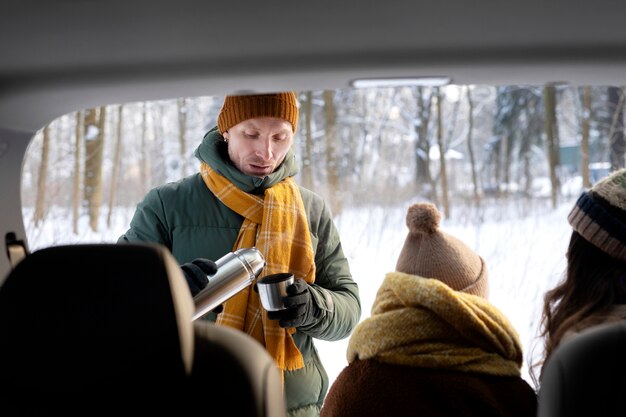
[19,84,626,386]
[21,84,625,247]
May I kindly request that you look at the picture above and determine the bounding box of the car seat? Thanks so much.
[0,242,286,416]
[537,320,626,417]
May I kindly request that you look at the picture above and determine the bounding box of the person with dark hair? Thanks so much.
[534,168,626,384]
[119,92,361,417]
[320,202,537,417]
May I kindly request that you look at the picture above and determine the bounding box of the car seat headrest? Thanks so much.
[0,242,195,391]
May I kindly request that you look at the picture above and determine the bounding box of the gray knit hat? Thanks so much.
[395,202,489,298]
[567,168,626,261]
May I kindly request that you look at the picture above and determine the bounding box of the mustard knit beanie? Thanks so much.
[395,202,489,298]
[568,168,626,261]
[217,91,299,134]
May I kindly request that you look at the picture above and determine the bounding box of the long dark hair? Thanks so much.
[531,230,626,387]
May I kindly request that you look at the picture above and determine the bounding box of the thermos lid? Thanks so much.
[233,247,265,278]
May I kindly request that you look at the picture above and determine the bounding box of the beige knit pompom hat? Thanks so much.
[395,202,489,298]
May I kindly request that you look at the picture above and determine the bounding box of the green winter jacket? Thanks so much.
[118,127,361,417]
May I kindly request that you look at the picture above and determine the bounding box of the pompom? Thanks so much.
[405,203,441,235]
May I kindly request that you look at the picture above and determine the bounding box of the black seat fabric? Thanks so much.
[0,243,285,416]
[537,320,626,417]
[0,243,192,391]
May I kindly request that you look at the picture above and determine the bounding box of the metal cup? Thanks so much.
[257,273,294,311]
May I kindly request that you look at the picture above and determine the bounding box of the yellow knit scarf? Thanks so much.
[200,162,316,376]
[348,272,523,376]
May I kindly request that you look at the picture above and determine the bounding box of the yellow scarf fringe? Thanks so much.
[200,162,316,378]
[348,272,523,376]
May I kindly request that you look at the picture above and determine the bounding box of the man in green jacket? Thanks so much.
[118,91,361,417]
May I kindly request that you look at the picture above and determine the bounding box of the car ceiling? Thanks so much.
[1,0,626,132]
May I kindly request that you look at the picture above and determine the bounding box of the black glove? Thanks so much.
[180,258,217,297]
[267,278,320,328]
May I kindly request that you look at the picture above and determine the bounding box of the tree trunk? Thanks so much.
[140,102,149,193]
[152,103,167,186]
[580,86,592,188]
[33,125,50,226]
[107,105,123,227]
[503,133,512,194]
[436,88,450,218]
[83,106,106,232]
[543,85,560,209]
[466,87,481,210]
[177,97,189,177]
[607,86,625,170]
[301,91,314,190]
[72,111,83,234]
[323,90,341,215]
[414,87,437,201]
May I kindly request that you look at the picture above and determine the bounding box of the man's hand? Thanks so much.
[180,258,217,297]
[267,278,319,328]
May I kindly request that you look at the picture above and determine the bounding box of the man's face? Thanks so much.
[222,117,294,177]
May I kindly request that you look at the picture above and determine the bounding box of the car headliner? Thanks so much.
[2,0,626,132]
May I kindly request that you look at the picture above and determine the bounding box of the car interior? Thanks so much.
[0,241,285,415]
[2,0,626,411]
[537,320,626,417]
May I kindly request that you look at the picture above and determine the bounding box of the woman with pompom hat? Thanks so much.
[320,202,537,417]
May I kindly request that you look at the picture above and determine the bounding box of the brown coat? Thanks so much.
[320,359,537,417]
[320,273,538,417]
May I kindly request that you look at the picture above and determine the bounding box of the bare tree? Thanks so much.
[72,111,83,234]
[466,87,481,209]
[607,87,625,170]
[323,90,341,215]
[436,88,450,218]
[33,125,50,226]
[543,84,560,209]
[580,87,592,188]
[177,98,189,177]
[83,106,106,232]
[414,87,437,202]
[107,105,124,227]
[140,102,149,194]
[151,102,167,186]
[300,91,314,190]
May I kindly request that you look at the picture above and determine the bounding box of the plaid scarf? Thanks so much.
[348,272,523,376]
[200,162,316,376]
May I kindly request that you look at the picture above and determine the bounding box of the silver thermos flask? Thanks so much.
[192,247,265,321]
